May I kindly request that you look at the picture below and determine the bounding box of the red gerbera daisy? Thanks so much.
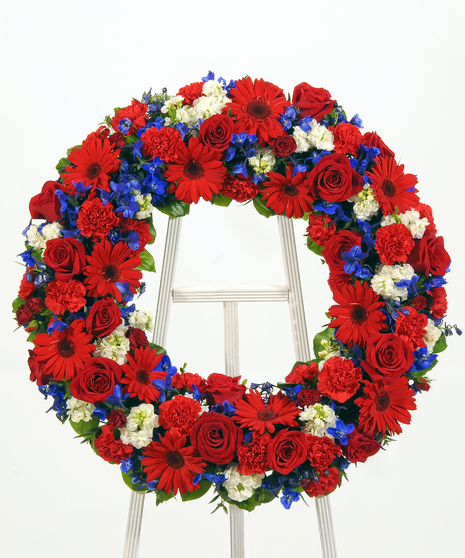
[165,136,226,204]
[121,346,165,403]
[83,240,142,302]
[328,281,385,348]
[224,77,290,147]
[261,167,314,218]
[368,156,419,215]
[63,136,120,194]
[32,319,95,381]
[355,376,417,435]
[141,429,206,495]
[234,390,300,435]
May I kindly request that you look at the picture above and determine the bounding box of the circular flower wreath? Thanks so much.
[14,72,458,512]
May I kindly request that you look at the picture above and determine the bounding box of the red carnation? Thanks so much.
[292,83,335,121]
[95,425,133,464]
[416,202,436,235]
[304,467,340,497]
[177,81,204,106]
[306,434,342,471]
[343,429,381,463]
[205,373,246,404]
[267,429,308,475]
[111,100,148,135]
[306,213,336,246]
[158,395,201,435]
[86,298,122,338]
[285,362,319,384]
[221,175,260,203]
[189,412,242,465]
[408,232,450,277]
[333,123,363,157]
[119,218,154,254]
[394,307,428,349]
[375,223,415,265]
[308,153,364,203]
[237,439,269,475]
[327,271,352,294]
[18,271,36,299]
[172,372,208,392]
[429,287,448,319]
[70,357,122,404]
[140,126,183,163]
[76,198,119,240]
[45,279,86,315]
[317,356,362,403]
[29,181,62,222]
[322,230,363,274]
[43,237,86,281]
[199,114,235,151]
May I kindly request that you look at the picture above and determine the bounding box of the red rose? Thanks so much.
[205,373,247,404]
[285,362,319,384]
[322,230,363,273]
[307,434,342,471]
[297,389,321,407]
[292,83,335,121]
[267,429,308,475]
[343,429,381,463]
[408,232,450,277]
[308,153,363,203]
[69,357,122,404]
[375,223,415,265]
[429,287,448,319]
[189,412,242,465]
[16,297,44,326]
[28,349,52,385]
[414,377,431,392]
[272,135,297,158]
[86,298,122,338]
[107,410,127,428]
[29,181,62,222]
[94,425,133,464]
[410,294,427,310]
[333,123,363,157]
[304,467,340,497]
[126,327,150,352]
[362,333,414,384]
[199,114,235,151]
[43,237,86,280]
[317,357,362,403]
[362,131,395,158]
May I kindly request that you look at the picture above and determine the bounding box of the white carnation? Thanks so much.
[248,147,275,175]
[381,209,429,239]
[299,403,336,437]
[223,465,265,502]
[94,323,130,364]
[424,319,441,354]
[307,120,334,151]
[128,310,154,332]
[119,403,159,449]
[42,222,64,241]
[26,225,46,249]
[292,126,311,153]
[66,397,95,423]
[371,263,416,301]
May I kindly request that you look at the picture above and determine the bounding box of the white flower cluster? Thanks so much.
[424,319,442,354]
[26,222,63,250]
[133,191,154,220]
[161,79,231,127]
[317,339,341,370]
[349,185,380,221]
[94,323,130,364]
[292,119,334,152]
[371,263,416,301]
[299,403,337,437]
[128,310,154,331]
[380,209,429,239]
[119,403,159,449]
[248,147,275,175]
[223,465,265,502]
[66,397,95,422]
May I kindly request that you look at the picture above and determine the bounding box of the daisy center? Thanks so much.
[381,178,397,198]
[256,407,279,421]
[284,184,298,197]
[184,160,204,180]
[376,391,391,412]
[164,450,185,470]
[86,162,103,180]
[103,263,121,282]
[135,368,150,384]
[57,338,76,358]
[349,304,368,324]
[246,99,271,120]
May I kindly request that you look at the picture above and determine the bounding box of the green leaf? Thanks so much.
[70,417,100,437]
[121,471,149,493]
[313,327,336,358]
[149,342,167,355]
[253,196,274,219]
[156,197,191,218]
[307,236,324,257]
[156,489,176,506]
[181,479,212,502]
[147,220,156,244]
[66,144,81,156]
[124,134,138,145]
[12,296,25,313]
[56,156,70,175]
[211,193,233,207]
[433,333,447,354]
[26,330,38,343]
[137,249,156,273]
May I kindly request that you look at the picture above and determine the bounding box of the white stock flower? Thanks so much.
[128,310,154,331]
[248,147,275,175]
[381,209,429,239]
[26,225,46,249]
[371,263,416,301]
[424,319,441,354]
[299,403,336,437]
[119,403,159,449]
[66,397,95,423]
[350,186,380,221]
[133,191,154,220]
[223,465,265,502]
[94,323,130,364]
[42,222,64,241]
[317,339,341,370]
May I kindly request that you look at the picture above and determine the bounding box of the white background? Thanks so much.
[1,1,464,556]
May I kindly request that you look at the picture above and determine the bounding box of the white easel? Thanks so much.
[122,215,338,558]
